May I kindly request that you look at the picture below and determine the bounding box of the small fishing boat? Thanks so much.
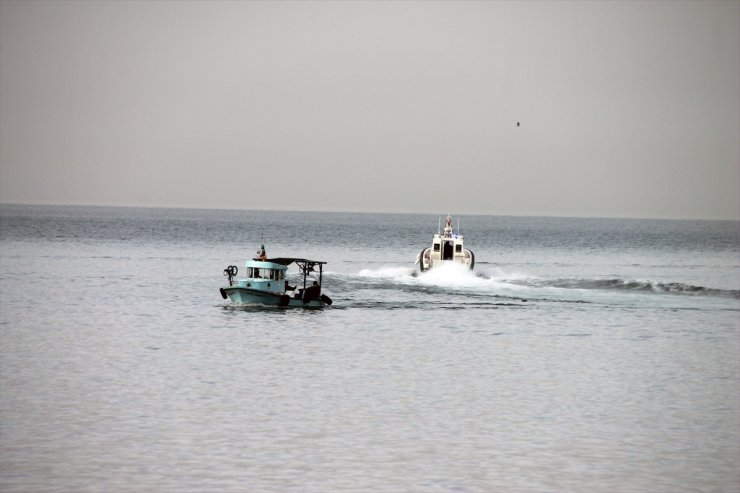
[415,215,475,272]
[220,245,332,308]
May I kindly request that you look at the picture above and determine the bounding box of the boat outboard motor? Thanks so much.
[223,265,238,286]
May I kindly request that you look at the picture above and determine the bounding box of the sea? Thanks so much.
[1,204,738,493]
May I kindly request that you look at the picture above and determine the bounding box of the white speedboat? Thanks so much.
[220,246,332,308]
[415,215,475,272]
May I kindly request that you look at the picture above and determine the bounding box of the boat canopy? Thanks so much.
[252,257,327,266]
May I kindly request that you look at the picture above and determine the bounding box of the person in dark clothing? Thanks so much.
[303,281,321,302]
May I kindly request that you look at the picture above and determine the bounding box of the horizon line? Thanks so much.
[1,200,738,222]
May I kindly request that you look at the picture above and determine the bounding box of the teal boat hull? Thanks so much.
[221,286,328,308]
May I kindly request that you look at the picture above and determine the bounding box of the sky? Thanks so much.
[1,0,738,220]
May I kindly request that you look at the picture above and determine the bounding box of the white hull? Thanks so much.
[417,247,475,272]
[415,215,475,272]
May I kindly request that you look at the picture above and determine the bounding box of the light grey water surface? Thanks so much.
[1,205,738,492]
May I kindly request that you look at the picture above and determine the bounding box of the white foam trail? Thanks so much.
[358,266,416,278]
[476,266,531,282]
[357,263,543,296]
[416,262,483,287]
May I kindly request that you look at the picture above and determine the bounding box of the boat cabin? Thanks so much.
[237,260,289,293]
[433,235,465,261]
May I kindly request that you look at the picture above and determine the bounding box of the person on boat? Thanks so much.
[258,244,267,261]
[303,281,321,302]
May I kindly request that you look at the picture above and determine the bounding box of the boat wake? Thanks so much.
[349,263,740,301]
[358,263,509,293]
[505,277,740,298]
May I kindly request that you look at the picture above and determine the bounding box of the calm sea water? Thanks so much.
[1,204,738,493]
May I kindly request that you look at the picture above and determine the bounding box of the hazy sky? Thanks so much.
[1,0,738,219]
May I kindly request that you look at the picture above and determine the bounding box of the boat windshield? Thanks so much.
[248,267,284,280]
